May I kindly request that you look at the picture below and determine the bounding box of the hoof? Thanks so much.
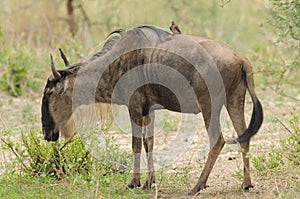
[188,190,197,195]
[126,178,140,189]
[242,183,254,191]
[188,184,206,195]
[188,188,200,196]
[142,177,156,190]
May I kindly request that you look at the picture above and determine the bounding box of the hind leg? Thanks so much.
[189,104,225,195]
[227,90,253,190]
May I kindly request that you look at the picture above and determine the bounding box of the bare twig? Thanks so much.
[0,135,28,169]
[77,3,92,28]
[220,0,231,8]
[20,130,35,162]
[29,130,43,156]
[52,142,65,179]
[59,133,76,151]
[276,117,297,138]
[81,151,90,165]
[275,90,300,102]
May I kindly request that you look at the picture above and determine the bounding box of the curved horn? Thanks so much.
[50,53,61,79]
[59,48,70,67]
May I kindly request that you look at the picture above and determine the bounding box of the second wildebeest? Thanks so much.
[41,26,263,195]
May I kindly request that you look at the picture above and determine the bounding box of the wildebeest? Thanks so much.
[41,26,263,195]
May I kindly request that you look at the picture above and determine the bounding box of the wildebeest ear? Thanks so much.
[56,79,68,95]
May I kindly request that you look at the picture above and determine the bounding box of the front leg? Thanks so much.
[127,137,142,188]
[127,110,143,189]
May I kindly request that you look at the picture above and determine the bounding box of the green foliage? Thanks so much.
[1,128,132,181]
[270,0,300,43]
[280,114,300,165]
[270,0,300,72]
[252,148,283,172]
[0,51,30,96]
[0,167,193,198]
[235,168,244,180]
[253,112,300,172]
[0,173,96,199]
[19,130,95,180]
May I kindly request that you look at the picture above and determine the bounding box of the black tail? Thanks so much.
[237,98,263,143]
[227,64,263,144]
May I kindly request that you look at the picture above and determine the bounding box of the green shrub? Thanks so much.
[270,0,299,45]
[0,51,30,96]
[1,127,132,181]
[280,115,300,165]
[269,0,300,82]
[253,112,300,172]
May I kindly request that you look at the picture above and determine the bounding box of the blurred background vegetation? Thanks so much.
[0,0,299,198]
[0,0,298,96]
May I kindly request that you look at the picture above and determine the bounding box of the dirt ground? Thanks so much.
[0,86,299,198]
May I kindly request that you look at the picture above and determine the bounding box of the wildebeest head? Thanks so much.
[41,53,78,142]
[41,35,121,142]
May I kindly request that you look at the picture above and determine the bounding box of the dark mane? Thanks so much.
[105,29,126,39]
[89,26,171,62]
[89,29,126,61]
[136,25,172,42]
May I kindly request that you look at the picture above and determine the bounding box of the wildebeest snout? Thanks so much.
[43,126,59,142]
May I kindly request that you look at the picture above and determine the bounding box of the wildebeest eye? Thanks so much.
[47,90,53,95]
[43,88,53,97]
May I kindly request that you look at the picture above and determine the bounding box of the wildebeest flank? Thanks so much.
[41,26,263,195]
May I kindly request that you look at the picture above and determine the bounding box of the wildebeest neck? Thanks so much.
[72,49,146,108]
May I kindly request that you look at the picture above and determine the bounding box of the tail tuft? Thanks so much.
[233,63,263,143]
[237,99,263,143]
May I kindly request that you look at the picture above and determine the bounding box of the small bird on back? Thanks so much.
[169,21,181,35]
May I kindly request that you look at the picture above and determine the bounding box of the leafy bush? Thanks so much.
[269,0,299,73]
[280,114,300,165]
[1,127,132,180]
[270,0,299,44]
